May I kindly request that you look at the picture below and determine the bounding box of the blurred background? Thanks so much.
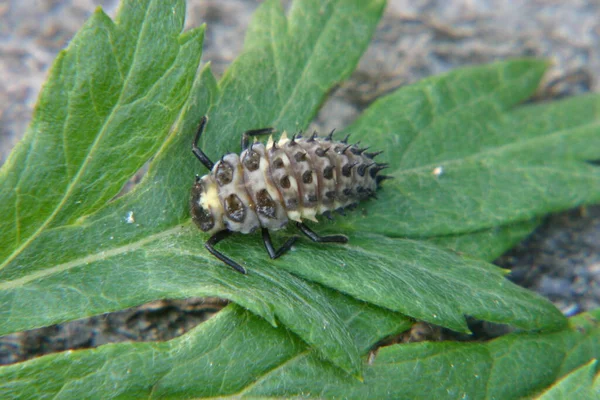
[1,0,599,364]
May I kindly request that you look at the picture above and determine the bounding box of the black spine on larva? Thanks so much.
[204,131,386,234]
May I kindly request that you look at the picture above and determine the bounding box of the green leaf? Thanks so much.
[1,304,597,399]
[0,0,387,376]
[0,306,302,399]
[0,298,410,399]
[0,0,208,323]
[278,231,565,332]
[0,0,202,263]
[536,360,598,400]
[339,61,600,237]
[243,308,600,399]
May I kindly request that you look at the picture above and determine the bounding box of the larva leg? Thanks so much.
[205,230,247,274]
[241,127,276,151]
[192,116,215,170]
[261,228,299,259]
[295,222,348,243]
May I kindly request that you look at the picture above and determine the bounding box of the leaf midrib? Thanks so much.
[0,225,183,291]
[0,4,152,272]
[392,68,539,168]
[393,120,600,178]
[235,349,312,397]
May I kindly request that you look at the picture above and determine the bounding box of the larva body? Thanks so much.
[191,132,383,234]
[190,117,388,274]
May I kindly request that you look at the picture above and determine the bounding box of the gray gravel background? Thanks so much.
[1,0,599,365]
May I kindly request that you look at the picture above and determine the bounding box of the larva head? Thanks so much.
[190,175,224,233]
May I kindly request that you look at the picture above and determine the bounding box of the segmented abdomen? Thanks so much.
[198,132,384,234]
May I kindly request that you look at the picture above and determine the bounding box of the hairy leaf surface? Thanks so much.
[0,1,201,264]
[536,360,598,400]
[340,63,600,237]
[1,303,597,399]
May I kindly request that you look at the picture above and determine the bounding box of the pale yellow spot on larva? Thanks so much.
[266,135,274,149]
[201,182,221,211]
[287,175,298,190]
[302,208,318,222]
[288,210,302,222]
[278,131,289,147]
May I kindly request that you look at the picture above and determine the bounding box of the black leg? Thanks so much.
[205,230,247,274]
[295,222,348,243]
[192,116,215,170]
[261,228,298,259]
[241,127,276,151]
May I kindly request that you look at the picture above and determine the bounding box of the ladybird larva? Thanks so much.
[190,116,390,274]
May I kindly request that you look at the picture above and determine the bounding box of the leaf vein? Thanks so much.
[0,3,153,271]
[0,225,183,291]
[395,121,600,177]
[272,6,337,126]
[236,350,311,396]
[396,68,539,167]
